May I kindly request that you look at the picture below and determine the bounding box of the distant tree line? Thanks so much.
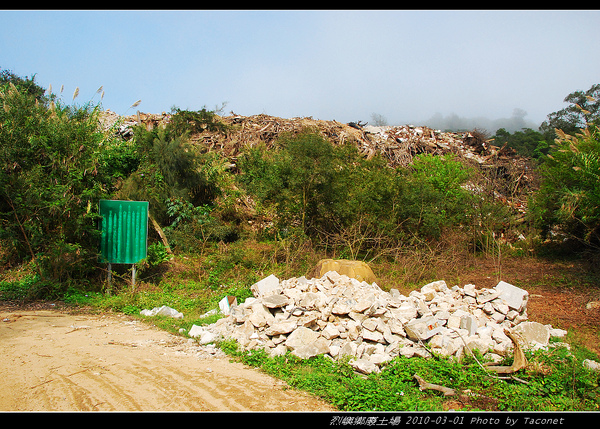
[491,84,600,158]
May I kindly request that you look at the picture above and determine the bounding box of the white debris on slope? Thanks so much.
[194,272,567,374]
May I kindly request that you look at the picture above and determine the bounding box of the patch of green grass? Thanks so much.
[216,339,600,411]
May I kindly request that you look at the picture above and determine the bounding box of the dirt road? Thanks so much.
[0,304,336,412]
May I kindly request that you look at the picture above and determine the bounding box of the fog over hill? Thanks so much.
[418,108,541,134]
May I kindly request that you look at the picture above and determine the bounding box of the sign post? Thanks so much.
[99,199,149,288]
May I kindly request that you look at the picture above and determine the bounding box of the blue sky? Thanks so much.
[1,9,599,128]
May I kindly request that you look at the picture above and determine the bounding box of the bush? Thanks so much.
[238,131,402,255]
[530,125,600,247]
[0,80,114,284]
[397,154,477,240]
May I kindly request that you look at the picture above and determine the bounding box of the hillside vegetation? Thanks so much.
[1,69,599,411]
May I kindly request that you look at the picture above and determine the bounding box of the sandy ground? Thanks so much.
[0,304,336,412]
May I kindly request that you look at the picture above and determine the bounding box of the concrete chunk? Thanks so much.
[251,274,280,297]
[495,281,529,312]
[404,316,443,341]
[513,321,550,346]
[261,294,290,309]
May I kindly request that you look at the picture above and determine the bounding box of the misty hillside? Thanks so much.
[421,110,540,134]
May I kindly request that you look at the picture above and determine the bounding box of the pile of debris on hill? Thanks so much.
[98,110,536,217]
[187,272,568,374]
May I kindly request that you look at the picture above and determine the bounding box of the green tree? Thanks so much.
[396,154,477,240]
[0,67,50,103]
[239,131,343,236]
[493,127,548,158]
[540,83,600,141]
[118,110,228,224]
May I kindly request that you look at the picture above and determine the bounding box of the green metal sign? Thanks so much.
[99,199,148,264]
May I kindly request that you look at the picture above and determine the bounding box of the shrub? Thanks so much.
[530,125,600,247]
[0,81,113,285]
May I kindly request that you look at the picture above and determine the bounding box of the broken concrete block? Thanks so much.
[188,324,205,338]
[362,328,385,343]
[477,289,499,304]
[390,302,418,322]
[261,294,290,309]
[292,338,330,359]
[349,358,380,374]
[265,321,297,336]
[466,336,494,354]
[421,280,448,294]
[332,298,356,315]
[513,321,550,346]
[251,274,280,297]
[495,281,529,312]
[404,316,443,341]
[464,284,477,297]
[361,317,379,332]
[321,324,341,340]
[284,326,320,350]
[140,305,183,319]
[460,315,479,336]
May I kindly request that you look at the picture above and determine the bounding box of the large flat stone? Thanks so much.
[291,337,330,359]
[495,281,529,312]
[261,294,290,309]
[284,326,320,350]
[513,321,550,346]
[251,274,281,297]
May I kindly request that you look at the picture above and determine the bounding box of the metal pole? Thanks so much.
[132,264,136,288]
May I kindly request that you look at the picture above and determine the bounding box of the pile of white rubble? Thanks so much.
[186,272,569,374]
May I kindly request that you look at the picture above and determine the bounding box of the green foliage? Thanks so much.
[238,132,400,252]
[238,132,497,258]
[540,83,600,141]
[398,154,477,239]
[530,125,600,246]
[239,131,343,234]
[0,67,49,103]
[119,122,229,227]
[146,242,171,266]
[493,127,548,158]
[168,106,228,136]
[0,79,114,285]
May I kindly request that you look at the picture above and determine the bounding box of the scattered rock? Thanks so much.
[197,274,566,374]
[583,359,600,372]
[586,301,600,310]
[140,305,183,319]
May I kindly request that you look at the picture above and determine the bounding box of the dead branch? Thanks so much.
[149,213,173,255]
[413,374,456,396]
[483,329,528,374]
